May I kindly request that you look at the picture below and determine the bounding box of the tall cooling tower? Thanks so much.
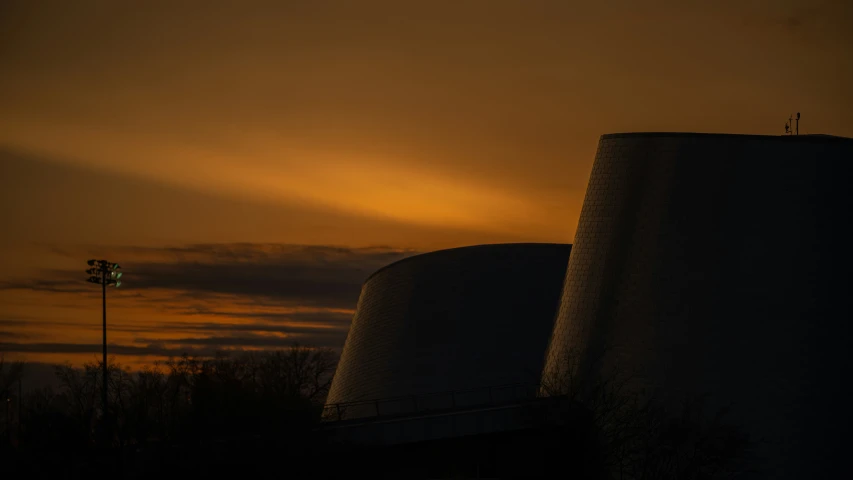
[326,243,571,418]
[542,133,853,478]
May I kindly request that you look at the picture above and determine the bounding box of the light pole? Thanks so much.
[86,259,121,442]
[5,397,10,447]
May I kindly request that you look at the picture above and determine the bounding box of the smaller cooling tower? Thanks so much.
[325,243,571,419]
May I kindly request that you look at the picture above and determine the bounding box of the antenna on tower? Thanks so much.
[796,112,800,135]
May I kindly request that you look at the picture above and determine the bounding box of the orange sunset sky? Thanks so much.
[1,0,851,369]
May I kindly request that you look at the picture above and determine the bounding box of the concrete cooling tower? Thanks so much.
[541,133,853,478]
[326,243,571,419]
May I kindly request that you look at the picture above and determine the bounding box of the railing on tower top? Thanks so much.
[321,383,540,423]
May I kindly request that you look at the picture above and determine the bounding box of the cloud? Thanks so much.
[0,342,199,357]
[0,329,345,364]
[0,279,92,295]
[0,243,415,360]
[0,308,354,350]
[778,5,823,31]
[1,243,418,309]
[132,331,340,348]
[131,320,350,348]
[165,309,354,325]
[740,1,843,33]
[0,330,28,339]
[132,320,348,336]
[0,339,330,359]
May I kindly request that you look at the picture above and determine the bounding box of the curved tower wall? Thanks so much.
[542,133,853,478]
[327,243,571,414]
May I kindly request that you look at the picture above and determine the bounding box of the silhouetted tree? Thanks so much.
[54,362,101,445]
[8,343,338,477]
[1,354,24,450]
[0,354,24,401]
[541,346,756,480]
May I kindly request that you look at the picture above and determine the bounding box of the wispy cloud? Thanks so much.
[2,243,416,307]
[740,0,844,33]
[0,330,28,339]
[0,243,420,362]
[777,5,824,32]
[132,331,341,348]
[0,279,92,294]
[0,341,216,358]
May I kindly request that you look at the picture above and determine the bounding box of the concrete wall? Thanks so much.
[327,243,571,415]
[542,133,853,478]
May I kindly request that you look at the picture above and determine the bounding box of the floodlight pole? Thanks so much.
[86,259,121,446]
[102,267,107,435]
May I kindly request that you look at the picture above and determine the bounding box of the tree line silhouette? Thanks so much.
[1,345,337,477]
[536,346,758,480]
[3,344,758,479]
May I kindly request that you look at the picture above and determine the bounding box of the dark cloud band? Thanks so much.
[0,243,418,358]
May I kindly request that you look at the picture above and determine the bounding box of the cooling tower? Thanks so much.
[542,133,853,478]
[326,243,571,418]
